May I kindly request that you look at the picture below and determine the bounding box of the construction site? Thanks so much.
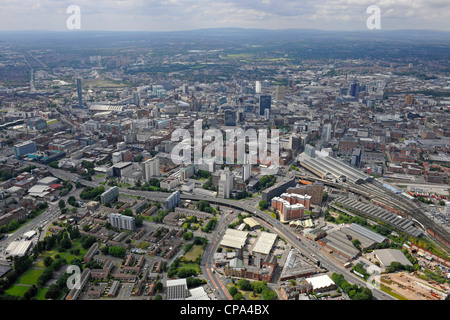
[380,272,449,300]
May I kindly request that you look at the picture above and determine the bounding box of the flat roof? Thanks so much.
[373,249,413,267]
[252,232,277,255]
[6,241,33,256]
[306,274,335,290]
[220,229,249,249]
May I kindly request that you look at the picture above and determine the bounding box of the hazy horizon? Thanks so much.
[0,0,449,32]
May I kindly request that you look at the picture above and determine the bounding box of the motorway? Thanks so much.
[47,167,395,300]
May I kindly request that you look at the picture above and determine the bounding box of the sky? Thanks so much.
[0,0,449,32]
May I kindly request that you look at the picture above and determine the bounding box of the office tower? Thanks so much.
[405,94,414,105]
[242,154,251,182]
[350,80,359,98]
[77,78,83,108]
[224,110,237,126]
[218,168,233,199]
[109,213,135,231]
[304,144,315,158]
[14,141,37,159]
[322,123,332,142]
[255,81,261,93]
[143,156,160,181]
[275,85,286,100]
[259,94,271,116]
[182,84,189,95]
[351,148,362,167]
[133,90,140,107]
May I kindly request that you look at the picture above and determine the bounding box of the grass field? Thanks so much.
[5,285,29,297]
[16,268,45,286]
[36,288,48,300]
[183,245,203,261]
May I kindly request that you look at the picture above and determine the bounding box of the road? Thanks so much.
[45,167,395,299]
[0,181,80,263]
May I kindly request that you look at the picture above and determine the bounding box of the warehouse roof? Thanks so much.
[6,241,33,257]
[373,249,413,267]
[220,229,249,249]
[347,223,387,244]
[252,232,277,255]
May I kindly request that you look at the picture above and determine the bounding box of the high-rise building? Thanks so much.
[143,157,160,181]
[304,144,315,158]
[77,78,83,108]
[255,81,261,93]
[109,213,135,231]
[350,80,359,98]
[322,123,332,142]
[133,90,141,107]
[259,94,271,116]
[100,186,119,205]
[165,191,180,210]
[445,202,450,217]
[218,168,233,199]
[14,141,37,159]
[224,110,237,126]
[405,94,414,105]
[351,148,362,167]
[275,85,286,100]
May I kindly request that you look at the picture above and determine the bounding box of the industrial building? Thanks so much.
[332,197,423,238]
[166,278,190,300]
[279,249,319,281]
[251,232,277,256]
[5,241,33,257]
[219,229,249,250]
[318,229,361,262]
[339,223,388,250]
[373,249,413,268]
[300,155,372,184]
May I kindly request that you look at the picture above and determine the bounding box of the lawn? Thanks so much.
[183,245,203,261]
[36,288,48,300]
[5,285,29,297]
[16,268,45,286]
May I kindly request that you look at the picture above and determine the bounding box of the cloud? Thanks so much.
[0,0,448,31]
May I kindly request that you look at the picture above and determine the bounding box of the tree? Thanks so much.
[252,281,267,294]
[58,199,65,209]
[261,287,277,300]
[43,256,54,268]
[258,200,269,210]
[233,292,244,300]
[45,284,61,300]
[23,285,38,300]
[228,286,238,296]
[237,279,252,291]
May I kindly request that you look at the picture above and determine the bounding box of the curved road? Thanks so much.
[47,167,395,300]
